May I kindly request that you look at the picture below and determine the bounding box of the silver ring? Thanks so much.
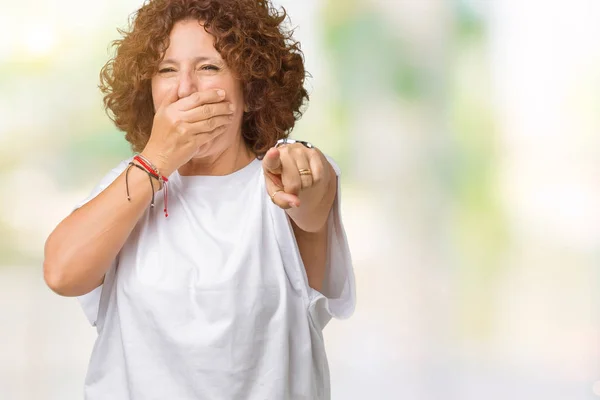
[275,138,314,149]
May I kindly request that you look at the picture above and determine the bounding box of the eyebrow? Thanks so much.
[160,56,220,64]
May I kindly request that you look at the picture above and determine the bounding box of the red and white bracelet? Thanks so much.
[125,154,170,217]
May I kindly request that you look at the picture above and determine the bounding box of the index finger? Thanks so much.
[262,147,282,174]
[176,89,226,111]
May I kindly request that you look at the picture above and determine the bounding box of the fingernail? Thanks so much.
[229,103,235,112]
[289,202,297,208]
[217,89,225,97]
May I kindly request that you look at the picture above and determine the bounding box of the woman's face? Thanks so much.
[151,19,245,157]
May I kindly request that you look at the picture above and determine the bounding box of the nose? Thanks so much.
[177,70,198,99]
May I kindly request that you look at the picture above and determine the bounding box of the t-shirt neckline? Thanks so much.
[170,158,261,190]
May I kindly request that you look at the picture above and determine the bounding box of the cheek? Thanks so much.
[197,72,241,92]
[151,81,168,110]
[225,82,245,109]
[195,76,222,92]
[199,77,241,97]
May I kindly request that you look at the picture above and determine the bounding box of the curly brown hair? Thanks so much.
[99,0,309,154]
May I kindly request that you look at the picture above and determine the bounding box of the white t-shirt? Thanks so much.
[76,156,355,400]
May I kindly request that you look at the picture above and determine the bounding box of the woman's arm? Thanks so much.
[262,146,337,291]
[44,87,234,297]
[288,166,336,292]
[43,166,158,297]
[291,220,328,293]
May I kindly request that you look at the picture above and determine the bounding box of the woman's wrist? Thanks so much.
[139,149,173,178]
[130,152,171,217]
[130,160,163,192]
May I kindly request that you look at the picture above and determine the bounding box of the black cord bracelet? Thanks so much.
[126,162,158,208]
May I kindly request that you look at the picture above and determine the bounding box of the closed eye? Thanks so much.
[200,65,220,71]
[159,68,176,73]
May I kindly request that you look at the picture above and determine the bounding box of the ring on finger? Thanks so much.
[270,189,284,203]
[298,168,312,176]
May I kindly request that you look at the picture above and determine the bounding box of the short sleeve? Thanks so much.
[75,158,131,327]
[307,156,356,330]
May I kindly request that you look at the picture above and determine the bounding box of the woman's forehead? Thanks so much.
[162,20,221,60]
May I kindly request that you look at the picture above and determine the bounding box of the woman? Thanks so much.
[44,0,355,399]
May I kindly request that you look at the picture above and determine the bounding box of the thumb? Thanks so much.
[264,172,299,209]
[158,82,180,111]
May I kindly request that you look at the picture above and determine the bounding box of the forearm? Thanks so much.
[286,162,337,233]
[44,166,158,296]
[291,219,327,291]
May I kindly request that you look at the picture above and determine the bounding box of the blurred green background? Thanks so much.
[1,0,599,399]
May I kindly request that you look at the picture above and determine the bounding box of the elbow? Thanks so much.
[43,259,101,297]
[43,237,79,297]
[43,244,103,297]
[43,258,75,297]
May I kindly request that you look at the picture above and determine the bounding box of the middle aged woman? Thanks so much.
[43,0,355,399]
